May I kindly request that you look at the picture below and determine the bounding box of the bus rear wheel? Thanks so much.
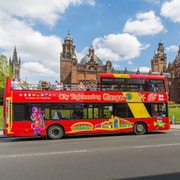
[133,122,146,135]
[47,125,64,139]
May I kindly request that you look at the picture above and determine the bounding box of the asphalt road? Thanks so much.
[0,130,180,180]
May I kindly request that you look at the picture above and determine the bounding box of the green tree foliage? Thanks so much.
[0,54,13,104]
[0,54,12,88]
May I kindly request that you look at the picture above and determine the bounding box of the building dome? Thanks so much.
[79,46,103,65]
[79,54,103,65]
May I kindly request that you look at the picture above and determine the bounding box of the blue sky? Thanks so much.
[0,0,179,83]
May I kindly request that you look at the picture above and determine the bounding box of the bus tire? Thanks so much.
[47,125,64,139]
[133,122,146,135]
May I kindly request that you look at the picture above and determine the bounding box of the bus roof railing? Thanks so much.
[11,83,100,91]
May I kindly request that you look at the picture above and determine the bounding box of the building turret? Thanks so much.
[151,41,167,73]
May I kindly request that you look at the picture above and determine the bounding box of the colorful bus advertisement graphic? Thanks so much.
[69,116,133,133]
[31,106,45,135]
[154,118,165,130]
[5,97,13,134]
[95,116,133,130]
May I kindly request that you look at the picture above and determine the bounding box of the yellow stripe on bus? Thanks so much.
[128,103,151,118]
[123,92,151,118]
[114,74,130,78]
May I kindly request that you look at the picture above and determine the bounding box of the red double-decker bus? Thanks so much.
[3,73,170,139]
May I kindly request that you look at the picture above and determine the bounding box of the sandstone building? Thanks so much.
[166,46,180,103]
[151,41,180,103]
[60,32,113,88]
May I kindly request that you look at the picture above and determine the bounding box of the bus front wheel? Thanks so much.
[133,122,146,135]
[47,125,64,139]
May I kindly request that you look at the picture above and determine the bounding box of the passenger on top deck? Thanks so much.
[11,78,22,90]
[54,80,64,90]
[78,81,86,91]
[19,80,27,89]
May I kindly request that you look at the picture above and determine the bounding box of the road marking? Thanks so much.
[174,133,180,135]
[0,150,88,159]
[134,143,180,149]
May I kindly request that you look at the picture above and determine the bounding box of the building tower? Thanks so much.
[9,47,21,80]
[60,31,77,84]
[151,41,167,73]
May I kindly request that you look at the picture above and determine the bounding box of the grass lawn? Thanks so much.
[169,107,180,123]
[0,105,179,129]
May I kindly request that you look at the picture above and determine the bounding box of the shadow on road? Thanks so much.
[119,172,180,180]
[0,131,166,142]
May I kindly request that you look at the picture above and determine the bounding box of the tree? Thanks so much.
[0,55,12,88]
[0,54,13,104]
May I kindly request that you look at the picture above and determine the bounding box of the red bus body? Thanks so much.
[3,73,170,139]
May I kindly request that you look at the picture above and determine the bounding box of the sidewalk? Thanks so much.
[0,125,180,137]
[0,130,3,136]
[170,124,180,130]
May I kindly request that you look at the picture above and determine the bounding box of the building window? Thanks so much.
[89,66,96,71]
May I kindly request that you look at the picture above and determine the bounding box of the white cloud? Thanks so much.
[19,58,60,84]
[123,11,165,35]
[144,0,160,4]
[91,33,149,62]
[161,0,180,23]
[166,45,179,52]
[0,11,61,83]
[85,0,96,6]
[133,67,151,72]
[22,62,58,76]
[0,0,94,27]
[128,61,133,65]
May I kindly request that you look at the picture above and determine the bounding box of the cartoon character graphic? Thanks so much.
[31,106,45,135]
[154,118,165,130]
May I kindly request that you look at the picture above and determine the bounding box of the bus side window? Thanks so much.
[139,84,144,92]
[158,84,165,92]
[53,112,60,119]
[152,103,167,117]
[143,80,151,91]
[52,111,63,119]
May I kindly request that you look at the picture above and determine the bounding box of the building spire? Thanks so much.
[12,46,18,62]
[10,46,21,80]
[65,30,73,41]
